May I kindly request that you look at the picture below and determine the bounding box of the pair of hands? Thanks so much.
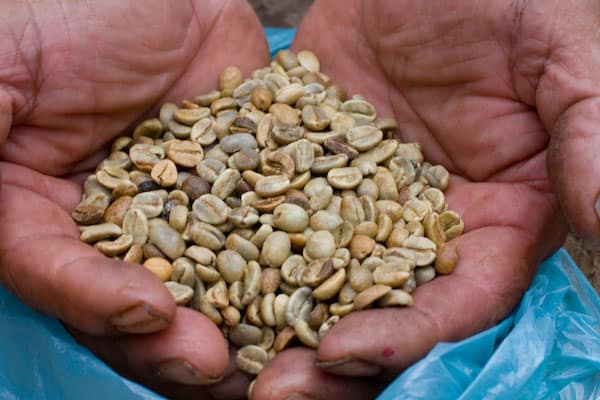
[1,0,599,398]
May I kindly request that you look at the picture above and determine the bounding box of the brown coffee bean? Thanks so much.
[181,176,211,201]
[324,136,359,160]
[104,196,132,226]
[435,242,459,275]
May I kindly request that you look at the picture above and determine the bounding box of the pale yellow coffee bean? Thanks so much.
[122,208,149,247]
[349,265,373,292]
[338,281,357,304]
[219,66,243,96]
[167,140,204,168]
[285,286,313,327]
[147,218,186,260]
[353,284,392,310]
[261,231,291,267]
[373,263,411,288]
[302,259,334,288]
[327,167,362,190]
[349,234,375,260]
[329,302,354,317]
[255,175,291,197]
[236,345,268,375]
[144,257,173,282]
[273,203,309,233]
[205,280,229,308]
[221,305,241,327]
[313,268,346,301]
[378,289,414,307]
[95,234,133,256]
[123,244,143,264]
[374,167,398,201]
[305,230,336,260]
[164,281,194,305]
[251,86,273,111]
[294,319,319,348]
[247,295,264,327]
[387,227,410,248]
[199,296,223,325]
[80,223,122,244]
[217,250,246,284]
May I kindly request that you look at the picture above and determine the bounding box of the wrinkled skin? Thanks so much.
[251,0,600,399]
[2,0,600,399]
[0,1,269,398]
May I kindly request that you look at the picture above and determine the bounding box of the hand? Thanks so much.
[0,1,269,398]
[252,0,600,398]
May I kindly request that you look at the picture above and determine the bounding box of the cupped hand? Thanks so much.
[253,0,600,398]
[0,1,269,398]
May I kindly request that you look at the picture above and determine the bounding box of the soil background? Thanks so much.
[247,0,600,293]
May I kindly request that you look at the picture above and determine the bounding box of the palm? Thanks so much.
[253,1,569,398]
[0,0,268,398]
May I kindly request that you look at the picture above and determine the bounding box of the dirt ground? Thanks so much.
[248,0,600,293]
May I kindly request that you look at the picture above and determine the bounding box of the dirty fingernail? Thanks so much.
[109,303,170,334]
[158,359,222,385]
[315,358,382,376]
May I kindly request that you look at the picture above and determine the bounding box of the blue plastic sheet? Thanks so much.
[2,28,600,400]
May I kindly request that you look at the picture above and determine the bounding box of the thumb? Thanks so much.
[533,0,600,241]
[548,97,600,242]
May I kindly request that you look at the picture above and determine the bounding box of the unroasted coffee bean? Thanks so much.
[147,219,185,260]
[142,257,172,282]
[327,167,362,189]
[237,345,269,375]
[167,140,204,168]
[182,176,211,200]
[165,281,194,305]
[192,194,230,225]
[273,203,309,233]
[220,66,243,97]
[261,231,291,268]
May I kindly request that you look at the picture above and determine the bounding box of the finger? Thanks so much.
[156,0,270,108]
[70,308,229,391]
[315,179,564,377]
[251,348,384,400]
[0,165,176,335]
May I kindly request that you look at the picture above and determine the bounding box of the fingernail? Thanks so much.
[595,194,600,220]
[109,303,170,334]
[157,359,222,385]
[315,358,382,376]
[284,394,315,400]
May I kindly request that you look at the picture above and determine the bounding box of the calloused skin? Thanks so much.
[0,1,270,398]
[251,0,600,399]
[1,0,600,399]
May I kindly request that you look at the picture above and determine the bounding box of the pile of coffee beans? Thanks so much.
[73,50,464,376]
